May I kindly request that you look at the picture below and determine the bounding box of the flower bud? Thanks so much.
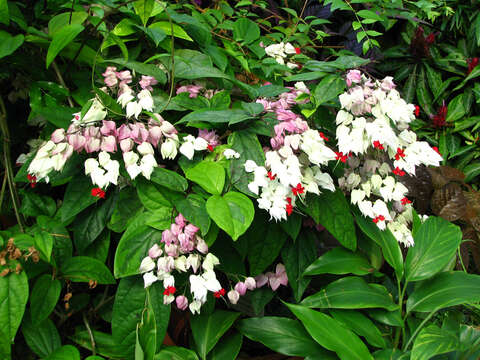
[51,128,66,143]
[196,238,208,254]
[244,277,256,290]
[175,295,188,311]
[148,244,163,259]
[234,282,247,296]
[227,290,240,305]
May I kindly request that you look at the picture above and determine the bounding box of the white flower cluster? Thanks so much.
[28,140,73,182]
[245,129,336,222]
[85,151,120,189]
[337,70,442,246]
[264,42,300,69]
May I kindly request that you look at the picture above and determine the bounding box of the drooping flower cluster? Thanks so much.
[139,214,226,315]
[336,70,442,246]
[245,83,336,221]
[263,42,301,69]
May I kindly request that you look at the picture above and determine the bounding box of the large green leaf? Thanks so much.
[29,274,61,324]
[48,11,88,35]
[285,303,373,360]
[206,191,254,241]
[236,317,333,358]
[136,178,171,211]
[313,74,345,106]
[446,94,466,122]
[134,0,155,26]
[149,22,193,41]
[0,0,8,25]
[58,176,98,223]
[19,191,56,217]
[150,167,188,192]
[137,288,157,360]
[301,191,356,250]
[178,109,255,127]
[154,347,199,360]
[22,315,61,358]
[108,187,143,233]
[176,194,211,235]
[330,309,386,348]
[411,325,458,360]
[60,256,115,284]
[232,18,260,44]
[0,31,23,59]
[0,271,28,343]
[114,213,163,278]
[46,24,84,68]
[190,310,240,360]
[304,247,374,276]
[207,332,242,360]
[37,216,72,268]
[301,277,397,311]
[281,232,317,302]
[34,231,53,263]
[355,211,404,279]
[70,329,127,359]
[186,161,225,195]
[405,216,462,282]
[407,271,480,313]
[44,345,80,360]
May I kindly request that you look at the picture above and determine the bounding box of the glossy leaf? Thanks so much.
[232,18,259,44]
[34,231,53,263]
[190,310,240,360]
[237,317,331,358]
[44,345,80,360]
[0,31,23,59]
[0,271,28,343]
[206,191,254,241]
[411,325,458,360]
[108,187,143,233]
[30,275,61,324]
[446,94,466,122]
[60,256,115,284]
[154,347,199,360]
[304,247,374,276]
[176,194,211,235]
[313,74,346,105]
[134,0,155,26]
[207,332,242,360]
[58,176,98,223]
[19,191,56,217]
[301,277,397,311]
[407,271,480,313]
[22,315,61,358]
[0,0,8,25]
[178,109,255,126]
[46,24,84,68]
[405,216,462,282]
[70,329,127,359]
[149,22,193,41]
[48,11,88,35]
[186,161,225,195]
[150,167,188,192]
[285,303,373,360]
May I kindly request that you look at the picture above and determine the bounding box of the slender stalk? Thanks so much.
[52,61,74,108]
[83,312,96,356]
[0,96,25,232]
[0,172,7,213]
[402,309,438,351]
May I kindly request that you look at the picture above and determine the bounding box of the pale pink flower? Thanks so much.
[148,244,163,259]
[100,120,117,136]
[175,214,187,228]
[68,134,86,152]
[198,129,220,147]
[162,229,177,245]
[148,126,162,147]
[244,277,256,290]
[255,274,268,288]
[139,75,158,91]
[346,69,362,87]
[119,138,134,152]
[176,295,188,311]
[227,289,240,304]
[101,136,117,152]
[51,128,65,143]
[184,224,199,239]
[176,84,203,98]
[234,282,247,296]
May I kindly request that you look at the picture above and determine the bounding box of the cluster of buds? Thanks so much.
[139,214,224,315]
[245,83,335,221]
[337,70,442,246]
[263,42,301,69]
[0,239,38,277]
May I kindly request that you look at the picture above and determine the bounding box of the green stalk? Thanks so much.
[0,96,25,232]
[402,308,438,351]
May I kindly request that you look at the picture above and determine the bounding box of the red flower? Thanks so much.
[432,102,447,128]
[291,183,305,196]
[286,203,293,216]
[91,187,106,199]
[414,105,420,117]
[373,141,384,150]
[335,151,348,163]
[295,47,301,55]
[163,286,176,295]
[432,146,441,155]
[372,215,385,224]
[214,288,225,298]
[267,171,276,180]
[425,33,435,45]
[467,57,479,75]
[319,132,329,141]
[27,174,37,188]
[401,197,412,205]
[207,144,214,152]
[393,167,406,177]
[286,197,292,204]
[395,147,405,160]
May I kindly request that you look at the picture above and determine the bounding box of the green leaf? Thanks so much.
[108,187,143,233]
[246,214,287,275]
[206,192,254,241]
[70,329,127,359]
[355,211,404,279]
[186,161,225,195]
[60,256,115,284]
[114,213,163,278]
[30,275,61,324]
[104,58,166,85]
[330,309,386,348]
[44,345,80,360]
[301,277,397,311]
[416,67,433,116]
[150,167,188,192]
[232,18,260,44]
[137,179,171,211]
[149,22,193,41]
[34,231,53,263]
[464,162,480,183]
[176,194,211,235]
[134,0,155,26]
[407,271,480,313]
[446,94,466,122]
[424,63,442,100]
[48,11,88,35]
[228,129,265,196]
[154,347,199,360]
[137,288,157,360]
[403,64,417,103]
[236,317,331,358]
[0,271,28,343]
[411,325,458,360]
[22,315,61,358]
[82,229,110,263]
[190,310,240,360]
[313,74,345,106]
[405,216,462,282]
[207,332,242,360]
[280,213,302,241]
[46,24,84,68]
[178,109,255,127]
[37,216,72,268]
[0,31,23,59]
[282,232,317,302]
[301,191,356,251]
[58,176,98,223]
[285,303,373,360]
[0,0,9,25]
[303,247,374,276]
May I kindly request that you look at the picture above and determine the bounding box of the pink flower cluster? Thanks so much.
[198,129,220,147]
[256,85,310,149]
[255,263,288,291]
[161,214,207,256]
[176,84,221,99]
[103,67,157,90]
